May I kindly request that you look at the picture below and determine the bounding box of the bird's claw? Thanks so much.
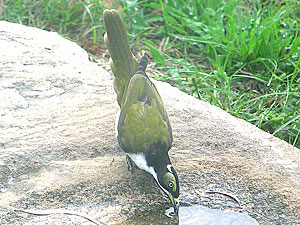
[126,155,136,174]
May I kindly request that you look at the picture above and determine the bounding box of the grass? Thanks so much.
[1,0,300,148]
[120,0,300,148]
[1,0,108,52]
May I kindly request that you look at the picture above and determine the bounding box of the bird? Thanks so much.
[103,9,180,215]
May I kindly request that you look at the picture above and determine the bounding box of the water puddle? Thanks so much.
[122,205,259,224]
[169,205,259,225]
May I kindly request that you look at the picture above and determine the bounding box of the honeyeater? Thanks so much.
[103,9,180,215]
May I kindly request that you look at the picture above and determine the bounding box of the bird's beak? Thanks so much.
[168,193,179,216]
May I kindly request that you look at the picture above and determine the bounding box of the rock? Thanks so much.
[0,21,299,224]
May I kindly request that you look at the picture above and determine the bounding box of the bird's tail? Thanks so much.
[135,54,148,77]
[103,9,138,107]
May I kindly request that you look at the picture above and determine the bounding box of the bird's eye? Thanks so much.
[163,172,176,192]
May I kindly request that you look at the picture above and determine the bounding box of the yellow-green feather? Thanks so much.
[120,102,170,153]
[118,74,172,153]
[104,10,172,154]
[163,172,177,193]
[103,9,137,106]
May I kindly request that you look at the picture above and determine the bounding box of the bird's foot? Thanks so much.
[126,155,136,175]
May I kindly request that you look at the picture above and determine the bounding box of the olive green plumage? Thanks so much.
[103,9,137,106]
[118,57,172,154]
[103,10,172,154]
[103,9,179,215]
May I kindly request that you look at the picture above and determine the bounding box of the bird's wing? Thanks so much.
[117,59,172,154]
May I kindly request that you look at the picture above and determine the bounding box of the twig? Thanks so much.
[193,187,242,208]
[204,190,242,207]
[193,187,213,200]
[14,208,104,225]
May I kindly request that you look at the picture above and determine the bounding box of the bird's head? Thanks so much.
[157,165,180,215]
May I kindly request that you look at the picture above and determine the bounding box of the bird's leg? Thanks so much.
[126,155,137,174]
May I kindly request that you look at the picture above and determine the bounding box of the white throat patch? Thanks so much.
[127,153,169,195]
[127,153,155,176]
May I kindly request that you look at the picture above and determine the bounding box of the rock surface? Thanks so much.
[0,21,300,224]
